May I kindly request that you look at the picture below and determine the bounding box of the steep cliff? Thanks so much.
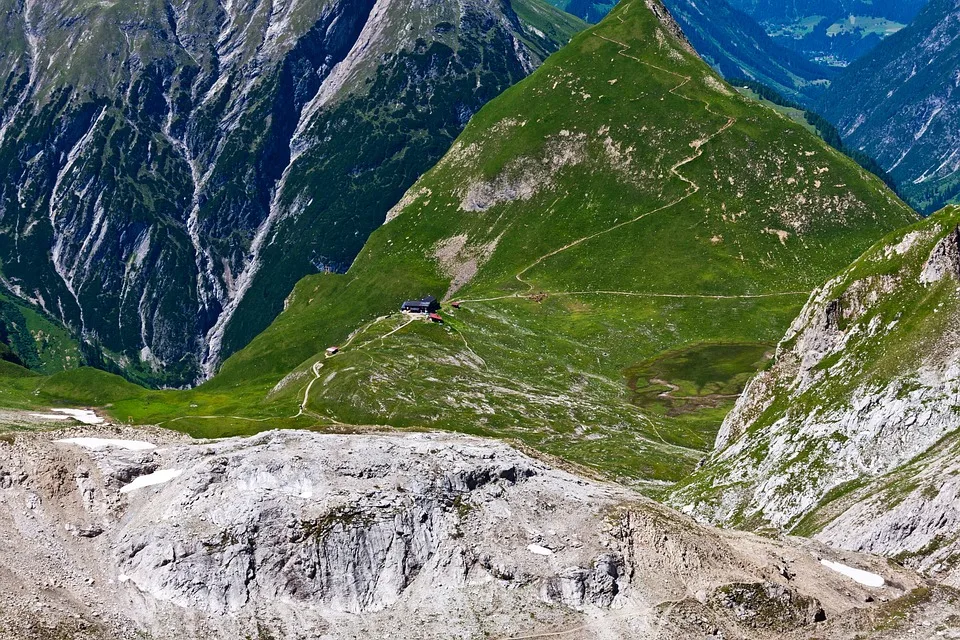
[0,0,583,387]
[0,426,947,639]
[672,206,960,584]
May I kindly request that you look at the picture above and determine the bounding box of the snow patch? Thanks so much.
[820,559,885,587]
[527,544,554,556]
[50,409,105,424]
[120,469,183,494]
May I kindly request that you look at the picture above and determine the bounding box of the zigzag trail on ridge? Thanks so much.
[460,3,775,306]
[295,4,767,432]
[177,4,789,430]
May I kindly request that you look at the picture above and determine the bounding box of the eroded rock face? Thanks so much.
[0,427,927,639]
[920,226,960,284]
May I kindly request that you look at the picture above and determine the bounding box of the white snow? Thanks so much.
[29,413,70,421]
[820,559,885,587]
[50,408,105,424]
[56,438,157,451]
[526,544,554,556]
[119,469,183,494]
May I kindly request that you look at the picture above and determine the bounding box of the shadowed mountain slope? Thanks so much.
[818,0,960,214]
[0,0,584,387]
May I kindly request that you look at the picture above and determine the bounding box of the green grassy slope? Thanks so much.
[671,206,960,528]
[0,291,83,373]
[0,0,915,488]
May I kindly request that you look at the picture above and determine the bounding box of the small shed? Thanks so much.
[325,346,339,355]
[401,295,440,314]
[429,313,443,323]
[451,301,462,309]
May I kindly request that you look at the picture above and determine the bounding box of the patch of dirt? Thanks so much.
[433,232,503,298]
[459,132,588,212]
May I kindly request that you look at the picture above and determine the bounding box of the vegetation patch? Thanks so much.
[625,342,772,416]
[300,506,378,540]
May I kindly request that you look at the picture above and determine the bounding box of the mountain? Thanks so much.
[14,0,903,492]
[0,425,951,639]
[544,0,832,105]
[817,0,960,214]
[660,0,832,104]
[0,0,584,388]
[671,206,960,584]
[728,0,930,67]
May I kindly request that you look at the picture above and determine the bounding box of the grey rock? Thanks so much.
[0,427,934,639]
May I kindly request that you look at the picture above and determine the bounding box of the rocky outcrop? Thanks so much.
[0,426,931,639]
[814,431,960,588]
[920,226,960,283]
[710,582,825,631]
[671,209,960,584]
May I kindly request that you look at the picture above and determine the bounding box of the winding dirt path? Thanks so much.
[296,359,326,418]
[459,5,773,309]
[510,14,736,295]
[295,315,417,416]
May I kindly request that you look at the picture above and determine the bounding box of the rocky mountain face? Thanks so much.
[671,206,960,586]
[817,0,960,214]
[0,0,582,388]
[0,425,950,639]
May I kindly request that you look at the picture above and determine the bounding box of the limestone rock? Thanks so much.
[0,427,932,638]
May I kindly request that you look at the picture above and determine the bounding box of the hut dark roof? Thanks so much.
[401,295,440,312]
